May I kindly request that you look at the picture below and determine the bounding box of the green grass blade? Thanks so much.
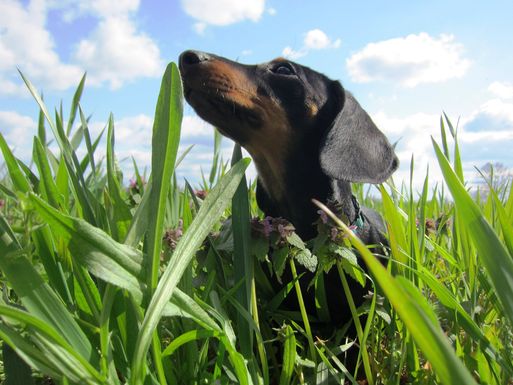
[3,343,35,385]
[209,129,223,186]
[67,73,86,135]
[18,70,58,137]
[29,191,219,330]
[313,199,479,385]
[32,136,62,209]
[231,144,254,360]
[161,330,220,357]
[79,106,102,175]
[18,70,96,224]
[0,214,95,363]
[37,104,46,145]
[147,62,183,290]
[0,324,62,379]
[70,124,84,151]
[440,115,450,161]
[0,133,31,193]
[476,168,513,258]
[419,267,513,375]
[31,225,73,306]
[443,112,456,138]
[130,158,250,384]
[432,138,513,327]
[124,182,152,247]
[0,305,104,384]
[29,193,144,288]
[279,325,296,385]
[106,114,132,241]
[380,185,408,267]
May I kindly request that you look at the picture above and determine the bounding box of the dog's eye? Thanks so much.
[272,63,295,76]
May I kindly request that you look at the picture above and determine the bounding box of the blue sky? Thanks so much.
[1,0,513,190]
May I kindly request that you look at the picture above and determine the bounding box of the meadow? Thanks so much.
[0,63,512,385]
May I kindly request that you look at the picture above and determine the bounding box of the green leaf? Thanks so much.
[147,62,183,290]
[18,70,96,224]
[30,193,143,279]
[130,157,250,384]
[30,193,220,333]
[0,133,31,193]
[106,114,132,241]
[0,323,62,379]
[433,138,513,327]
[0,304,104,383]
[294,248,317,273]
[67,73,86,135]
[0,214,95,363]
[330,244,365,287]
[273,247,289,280]
[286,233,306,249]
[419,267,512,374]
[3,343,35,385]
[314,199,479,385]
[380,185,408,267]
[279,325,296,385]
[32,136,62,209]
[161,330,220,357]
[230,143,254,362]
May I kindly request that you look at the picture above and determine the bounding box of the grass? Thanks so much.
[0,63,512,385]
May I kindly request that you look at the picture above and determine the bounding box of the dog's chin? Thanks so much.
[185,88,262,141]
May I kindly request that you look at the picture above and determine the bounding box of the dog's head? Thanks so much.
[179,50,398,197]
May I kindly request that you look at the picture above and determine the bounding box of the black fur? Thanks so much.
[179,50,398,242]
[179,50,398,328]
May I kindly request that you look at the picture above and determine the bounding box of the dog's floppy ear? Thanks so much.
[319,84,398,183]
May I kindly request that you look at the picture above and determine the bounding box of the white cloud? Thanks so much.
[347,33,471,87]
[80,0,139,17]
[283,29,341,59]
[0,0,162,94]
[193,22,207,35]
[282,47,306,60]
[181,0,265,32]
[74,16,162,89]
[0,110,36,146]
[113,114,154,144]
[56,0,139,21]
[181,115,214,138]
[372,111,443,188]
[0,110,37,161]
[0,0,83,95]
[267,7,276,16]
[488,81,513,99]
[371,99,513,191]
[462,98,513,132]
[304,29,341,50]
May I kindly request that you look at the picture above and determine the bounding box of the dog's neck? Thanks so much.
[255,138,358,239]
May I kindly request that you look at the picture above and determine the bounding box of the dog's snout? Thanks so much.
[179,50,211,70]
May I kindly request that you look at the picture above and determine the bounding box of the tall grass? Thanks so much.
[0,63,512,385]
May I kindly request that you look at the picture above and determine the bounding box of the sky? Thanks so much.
[1,0,513,193]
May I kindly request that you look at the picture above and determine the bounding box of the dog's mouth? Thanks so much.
[183,83,262,133]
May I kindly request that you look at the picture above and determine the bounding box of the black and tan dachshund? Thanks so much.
[179,50,398,331]
[179,50,398,241]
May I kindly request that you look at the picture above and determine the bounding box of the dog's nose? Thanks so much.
[179,50,211,69]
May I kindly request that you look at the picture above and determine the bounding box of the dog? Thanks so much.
[179,50,398,243]
[179,50,398,339]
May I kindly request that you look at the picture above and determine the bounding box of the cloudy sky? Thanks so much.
[1,0,513,191]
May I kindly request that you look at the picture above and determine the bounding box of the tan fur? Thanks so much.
[245,98,291,201]
[200,60,292,201]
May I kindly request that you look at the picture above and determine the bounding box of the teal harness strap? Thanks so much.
[349,195,365,233]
